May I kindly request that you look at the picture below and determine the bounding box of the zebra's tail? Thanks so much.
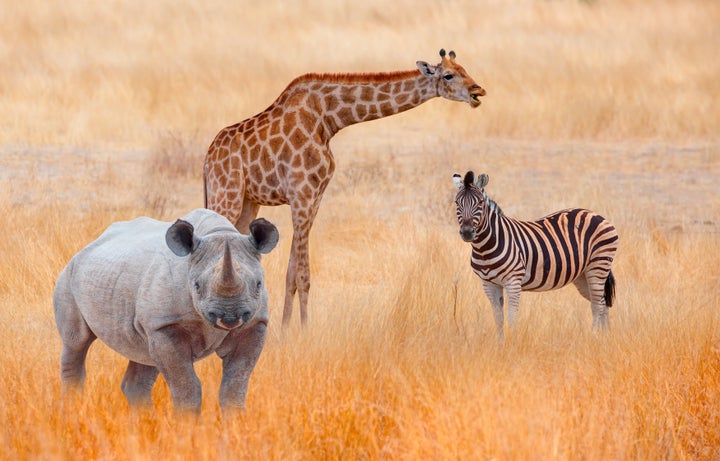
[604,270,616,308]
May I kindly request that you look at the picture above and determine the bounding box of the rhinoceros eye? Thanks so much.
[255,280,262,294]
[194,281,200,293]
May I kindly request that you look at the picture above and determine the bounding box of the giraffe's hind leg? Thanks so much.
[235,199,260,234]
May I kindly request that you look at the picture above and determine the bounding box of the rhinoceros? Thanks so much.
[53,208,279,412]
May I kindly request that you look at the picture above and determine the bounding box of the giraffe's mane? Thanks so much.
[286,69,422,87]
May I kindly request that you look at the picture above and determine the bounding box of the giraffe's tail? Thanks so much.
[604,270,616,308]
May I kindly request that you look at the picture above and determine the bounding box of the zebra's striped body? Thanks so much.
[453,171,618,338]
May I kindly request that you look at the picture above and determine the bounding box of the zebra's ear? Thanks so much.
[476,173,489,189]
[452,173,463,189]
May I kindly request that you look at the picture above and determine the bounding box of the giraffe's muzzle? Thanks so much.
[469,84,486,108]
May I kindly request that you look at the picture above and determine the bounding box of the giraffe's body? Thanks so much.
[204,50,485,326]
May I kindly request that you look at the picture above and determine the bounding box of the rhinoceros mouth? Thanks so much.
[207,310,253,330]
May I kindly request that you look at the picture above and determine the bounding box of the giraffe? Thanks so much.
[204,49,486,327]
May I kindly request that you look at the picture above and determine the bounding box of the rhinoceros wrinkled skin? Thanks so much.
[53,208,279,413]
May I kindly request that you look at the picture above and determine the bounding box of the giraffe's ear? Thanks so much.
[476,173,489,189]
[452,173,463,189]
[416,61,437,76]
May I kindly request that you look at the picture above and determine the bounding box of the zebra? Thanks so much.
[452,170,618,339]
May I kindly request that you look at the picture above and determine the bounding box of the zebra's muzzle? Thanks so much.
[459,226,475,242]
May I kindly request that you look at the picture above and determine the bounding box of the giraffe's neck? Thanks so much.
[280,70,437,137]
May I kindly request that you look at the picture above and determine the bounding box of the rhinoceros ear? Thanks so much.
[248,218,279,254]
[166,219,197,257]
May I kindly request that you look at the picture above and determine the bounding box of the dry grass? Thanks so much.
[1,0,719,460]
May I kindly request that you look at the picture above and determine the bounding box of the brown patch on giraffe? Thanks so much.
[269,136,283,153]
[298,108,316,133]
[249,163,264,183]
[321,85,337,95]
[396,93,409,105]
[325,116,339,134]
[266,172,279,188]
[271,106,283,118]
[324,95,339,112]
[360,86,374,101]
[270,119,281,136]
[229,155,242,171]
[307,93,322,111]
[278,143,293,163]
[292,155,303,168]
[398,102,414,112]
[282,114,295,137]
[340,87,356,104]
[367,105,379,118]
[301,184,313,198]
[336,107,354,125]
[304,147,321,169]
[308,172,321,188]
[377,92,390,102]
[380,102,394,117]
[290,170,306,187]
[257,125,268,140]
[260,150,274,171]
[356,105,368,120]
[289,128,309,150]
[246,134,258,148]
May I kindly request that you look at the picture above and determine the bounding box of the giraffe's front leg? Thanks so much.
[282,242,298,327]
[283,198,321,327]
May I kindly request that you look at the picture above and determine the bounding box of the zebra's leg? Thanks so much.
[585,271,610,331]
[504,280,522,332]
[481,281,505,341]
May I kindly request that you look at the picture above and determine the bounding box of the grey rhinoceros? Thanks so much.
[53,208,279,412]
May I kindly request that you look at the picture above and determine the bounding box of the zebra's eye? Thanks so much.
[443,73,454,81]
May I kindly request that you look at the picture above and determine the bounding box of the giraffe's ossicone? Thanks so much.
[204,49,486,327]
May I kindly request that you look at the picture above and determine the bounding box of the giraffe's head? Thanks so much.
[453,171,490,242]
[417,49,486,108]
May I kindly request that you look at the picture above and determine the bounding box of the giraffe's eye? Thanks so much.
[443,74,454,81]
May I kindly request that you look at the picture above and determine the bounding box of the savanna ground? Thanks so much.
[1,0,719,459]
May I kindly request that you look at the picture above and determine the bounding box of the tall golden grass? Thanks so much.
[1,0,719,459]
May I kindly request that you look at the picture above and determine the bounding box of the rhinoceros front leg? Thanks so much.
[121,361,159,406]
[148,329,202,413]
[217,321,267,412]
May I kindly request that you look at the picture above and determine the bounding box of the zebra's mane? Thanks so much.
[483,190,504,216]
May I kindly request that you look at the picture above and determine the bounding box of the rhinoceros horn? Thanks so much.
[213,241,243,297]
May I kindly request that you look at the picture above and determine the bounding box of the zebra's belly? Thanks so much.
[472,259,585,292]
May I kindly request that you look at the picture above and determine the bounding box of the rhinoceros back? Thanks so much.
[55,215,202,365]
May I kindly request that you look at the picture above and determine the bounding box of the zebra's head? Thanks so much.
[453,170,489,242]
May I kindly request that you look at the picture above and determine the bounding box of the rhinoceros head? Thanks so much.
[165,217,279,330]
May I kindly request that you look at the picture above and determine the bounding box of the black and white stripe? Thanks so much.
[453,171,618,338]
